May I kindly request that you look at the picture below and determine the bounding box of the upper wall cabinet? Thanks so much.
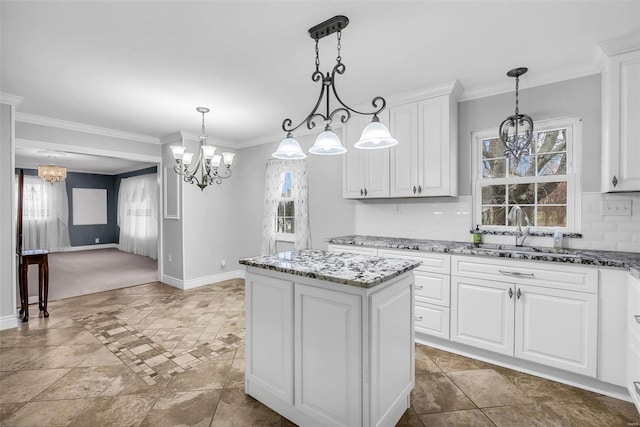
[343,110,390,198]
[600,32,640,192]
[389,91,460,197]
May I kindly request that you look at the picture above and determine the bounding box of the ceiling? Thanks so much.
[2,1,639,150]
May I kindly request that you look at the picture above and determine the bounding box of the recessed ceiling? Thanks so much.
[1,1,639,147]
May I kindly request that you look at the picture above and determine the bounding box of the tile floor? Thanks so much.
[1,279,638,427]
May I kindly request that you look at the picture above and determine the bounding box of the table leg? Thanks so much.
[42,257,49,318]
[18,260,24,316]
[21,263,28,322]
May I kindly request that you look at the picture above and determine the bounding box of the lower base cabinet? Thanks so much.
[245,268,415,427]
[628,274,640,411]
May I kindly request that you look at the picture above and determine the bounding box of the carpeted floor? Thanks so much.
[25,248,158,302]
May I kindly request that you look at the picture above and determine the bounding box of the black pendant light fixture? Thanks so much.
[272,15,397,159]
[499,67,534,160]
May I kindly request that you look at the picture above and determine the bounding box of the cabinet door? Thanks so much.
[390,103,419,197]
[245,273,294,403]
[343,116,366,198]
[602,49,640,192]
[515,285,597,377]
[451,276,514,355]
[418,96,457,196]
[628,274,640,412]
[294,284,362,427]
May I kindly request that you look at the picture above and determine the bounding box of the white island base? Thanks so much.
[243,266,415,427]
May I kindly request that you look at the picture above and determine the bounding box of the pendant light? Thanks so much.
[499,67,534,160]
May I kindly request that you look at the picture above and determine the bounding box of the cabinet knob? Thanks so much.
[634,314,640,325]
[517,288,522,299]
[414,316,423,322]
[413,186,417,194]
[612,176,618,187]
[415,285,424,290]
[508,288,513,299]
[418,185,422,194]
[360,189,363,196]
[364,188,368,196]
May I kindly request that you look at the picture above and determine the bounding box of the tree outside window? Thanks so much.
[276,171,295,241]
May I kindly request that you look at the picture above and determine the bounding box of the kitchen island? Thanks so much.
[239,250,421,427]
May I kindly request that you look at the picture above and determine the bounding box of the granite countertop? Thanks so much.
[326,235,640,279]
[239,249,421,289]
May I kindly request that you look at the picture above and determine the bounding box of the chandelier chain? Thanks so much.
[515,75,520,116]
[314,38,320,73]
[336,29,342,64]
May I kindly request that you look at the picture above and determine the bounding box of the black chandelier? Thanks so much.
[170,107,235,191]
[499,67,534,161]
[272,15,397,159]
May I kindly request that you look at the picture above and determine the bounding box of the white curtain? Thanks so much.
[260,159,310,255]
[18,175,71,251]
[117,174,158,260]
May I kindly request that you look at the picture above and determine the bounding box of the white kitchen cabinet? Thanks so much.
[627,273,640,412]
[451,276,514,355]
[600,33,640,192]
[451,256,598,376]
[294,283,362,426]
[327,244,378,256]
[389,93,459,197]
[342,111,390,198]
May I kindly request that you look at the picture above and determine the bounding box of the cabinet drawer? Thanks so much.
[327,244,378,256]
[377,249,450,274]
[452,255,598,293]
[415,272,450,307]
[627,337,640,411]
[629,275,640,339]
[415,302,449,339]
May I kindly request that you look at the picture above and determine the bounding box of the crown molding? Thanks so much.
[15,138,161,163]
[0,93,24,106]
[15,113,160,145]
[598,31,640,57]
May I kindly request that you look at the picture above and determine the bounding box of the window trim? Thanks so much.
[471,116,582,233]
[275,197,295,243]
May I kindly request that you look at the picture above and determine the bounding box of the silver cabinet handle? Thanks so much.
[418,185,422,194]
[415,285,424,290]
[360,189,363,196]
[612,175,618,187]
[412,186,417,194]
[499,270,535,278]
[634,315,640,325]
[414,316,423,322]
[364,188,368,196]
[517,288,522,299]
[635,381,640,395]
[508,288,513,299]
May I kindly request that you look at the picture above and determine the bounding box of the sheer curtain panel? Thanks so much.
[18,175,71,251]
[260,159,310,255]
[117,174,158,259]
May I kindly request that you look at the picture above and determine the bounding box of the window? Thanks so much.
[275,171,295,242]
[472,117,581,231]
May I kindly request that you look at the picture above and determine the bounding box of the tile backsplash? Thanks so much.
[354,193,640,253]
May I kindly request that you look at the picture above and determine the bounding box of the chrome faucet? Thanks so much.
[508,205,530,247]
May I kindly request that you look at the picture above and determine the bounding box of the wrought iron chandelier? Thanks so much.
[499,67,534,160]
[170,107,235,191]
[38,155,66,184]
[272,15,397,159]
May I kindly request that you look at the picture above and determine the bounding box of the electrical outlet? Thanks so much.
[602,200,632,216]
[95,238,99,244]
[220,260,226,268]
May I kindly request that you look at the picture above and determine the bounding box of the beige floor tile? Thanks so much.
[411,373,476,414]
[0,345,56,371]
[420,346,493,372]
[210,388,281,427]
[595,395,640,423]
[483,403,567,426]
[68,395,155,427]
[34,366,126,400]
[415,345,441,375]
[396,407,425,427]
[419,409,494,427]
[165,357,233,392]
[225,358,245,389]
[28,344,103,369]
[3,398,95,426]
[543,398,634,426]
[0,368,69,404]
[77,345,124,367]
[447,369,533,408]
[0,403,25,425]
[139,389,221,427]
[99,365,169,397]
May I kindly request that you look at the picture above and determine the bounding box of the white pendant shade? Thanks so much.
[201,145,217,160]
[170,145,187,160]
[182,152,194,165]
[354,120,398,150]
[272,135,307,159]
[222,152,235,165]
[309,128,347,155]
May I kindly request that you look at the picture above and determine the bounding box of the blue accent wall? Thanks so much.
[18,166,157,247]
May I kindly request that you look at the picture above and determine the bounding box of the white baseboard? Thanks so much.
[0,314,19,331]
[162,269,245,290]
[60,243,119,252]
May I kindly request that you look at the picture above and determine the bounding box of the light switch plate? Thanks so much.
[602,200,632,216]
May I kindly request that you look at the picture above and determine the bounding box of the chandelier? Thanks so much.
[499,67,534,161]
[272,15,397,160]
[170,107,235,191]
[38,156,66,184]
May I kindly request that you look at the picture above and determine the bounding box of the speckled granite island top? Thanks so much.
[239,249,421,289]
[326,235,640,279]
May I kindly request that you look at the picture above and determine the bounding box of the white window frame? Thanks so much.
[471,116,582,233]
[275,171,295,243]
